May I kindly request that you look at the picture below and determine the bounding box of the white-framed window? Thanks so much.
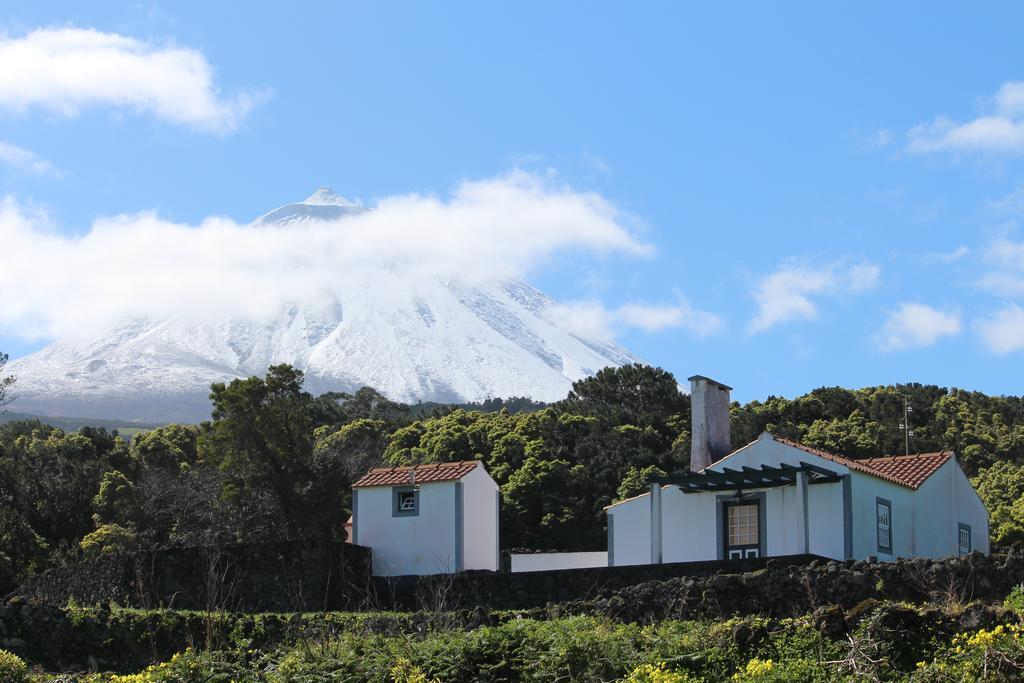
[958,523,971,555]
[876,497,892,554]
[725,501,760,559]
[728,503,759,546]
[392,486,419,517]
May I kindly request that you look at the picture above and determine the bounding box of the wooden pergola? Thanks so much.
[650,461,842,494]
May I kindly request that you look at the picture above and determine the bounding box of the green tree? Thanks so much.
[0,352,14,409]
[79,522,137,558]
[559,364,688,437]
[616,464,667,502]
[0,508,46,595]
[312,418,390,514]
[972,461,1024,545]
[92,470,138,527]
[199,364,343,540]
[133,424,200,471]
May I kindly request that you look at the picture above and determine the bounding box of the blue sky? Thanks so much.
[2,2,1024,403]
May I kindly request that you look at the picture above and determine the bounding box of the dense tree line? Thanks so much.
[3,357,1024,596]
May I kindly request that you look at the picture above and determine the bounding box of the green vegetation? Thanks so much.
[3,361,1024,594]
[8,600,1024,681]
[5,354,1024,679]
[0,649,29,683]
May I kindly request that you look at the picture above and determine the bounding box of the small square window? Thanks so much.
[393,487,419,517]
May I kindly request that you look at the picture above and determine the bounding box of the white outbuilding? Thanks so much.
[351,460,500,576]
[606,376,989,566]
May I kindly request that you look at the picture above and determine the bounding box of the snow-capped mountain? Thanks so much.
[7,188,642,423]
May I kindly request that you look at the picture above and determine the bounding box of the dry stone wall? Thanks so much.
[7,540,373,612]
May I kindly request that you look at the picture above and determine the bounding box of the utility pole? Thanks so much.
[899,395,913,457]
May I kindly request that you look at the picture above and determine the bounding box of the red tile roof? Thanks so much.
[759,435,951,489]
[858,452,952,489]
[352,460,480,488]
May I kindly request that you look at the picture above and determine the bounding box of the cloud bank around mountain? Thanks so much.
[0,27,261,133]
[0,172,720,342]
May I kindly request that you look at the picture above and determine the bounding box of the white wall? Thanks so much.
[806,479,847,560]
[461,466,500,571]
[354,480,458,576]
[608,436,852,564]
[849,459,989,561]
[660,486,717,562]
[608,437,988,566]
[851,469,916,560]
[511,551,607,572]
[607,493,651,566]
[953,461,990,555]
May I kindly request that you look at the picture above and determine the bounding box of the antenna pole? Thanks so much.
[901,395,913,457]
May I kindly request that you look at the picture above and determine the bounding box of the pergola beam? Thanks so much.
[650,461,841,494]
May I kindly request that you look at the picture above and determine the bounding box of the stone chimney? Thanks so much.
[689,375,732,472]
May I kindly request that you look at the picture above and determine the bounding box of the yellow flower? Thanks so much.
[732,658,774,681]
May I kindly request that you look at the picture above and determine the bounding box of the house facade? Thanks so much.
[606,377,989,566]
[351,460,500,576]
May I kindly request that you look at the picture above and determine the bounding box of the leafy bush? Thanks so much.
[912,623,1024,681]
[79,523,137,558]
[0,649,28,683]
[1004,584,1024,614]
[75,650,249,683]
[622,662,700,682]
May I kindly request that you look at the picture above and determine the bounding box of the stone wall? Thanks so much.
[377,554,819,611]
[8,540,374,612]
[377,550,1024,614]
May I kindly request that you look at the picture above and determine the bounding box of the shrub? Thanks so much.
[79,523,137,558]
[75,650,249,683]
[0,649,28,683]
[622,662,700,682]
[1004,584,1024,614]
[912,623,1024,681]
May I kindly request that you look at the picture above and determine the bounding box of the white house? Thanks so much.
[351,460,500,576]
[606,376,989,566]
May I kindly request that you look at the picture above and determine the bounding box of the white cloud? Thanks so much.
[0,27,261,133]
[923,245,969,264]
[907,82,1024,155]
[977,304,1024,354]
[976,238,1024,297]
[748,259,880,333]
[988,185,1024,215]
[0,171,656,340]
[547,294,721,342]
[864,129,895,149]
[875,303,961,352]
[0,140,60,177]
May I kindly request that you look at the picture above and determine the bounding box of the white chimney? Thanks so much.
[689,375,732,472]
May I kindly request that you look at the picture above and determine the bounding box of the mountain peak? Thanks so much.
[304,187,356,206]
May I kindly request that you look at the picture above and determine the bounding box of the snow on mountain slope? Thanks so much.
[8,188,643,423]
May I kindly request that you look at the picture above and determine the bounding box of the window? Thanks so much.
[876,497,892,554]
[726,502,760,559]
[959,524,972,555]
[392,486,419,517]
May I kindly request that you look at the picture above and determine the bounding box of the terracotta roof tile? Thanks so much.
[762,435,951,489]
[352,460,480,488]
[858,452,952,489]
